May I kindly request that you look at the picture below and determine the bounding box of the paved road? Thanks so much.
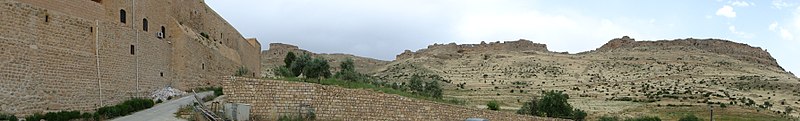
[111,91,212,121]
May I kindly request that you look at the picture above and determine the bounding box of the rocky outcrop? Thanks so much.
[596,36,782,70]
[396,39,549,60]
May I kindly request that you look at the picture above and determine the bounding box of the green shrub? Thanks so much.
[517,97,540,116]
[573,109,587,121]
[235,66,250,77]
[273,66,294,77]
[43,110,82,121]
[289,54,311,77]
[200,32,209,39]
[0,113,18,121]
[678,114,700,121]
[24,113,44,121]
[598,116,621,121]
[97,98,154,119]
[487,100,500,111]
[408,75,425,94]
[624,116,661,121]
[538,90,574,119]
[303,57,331,79]
[518,90,588,120]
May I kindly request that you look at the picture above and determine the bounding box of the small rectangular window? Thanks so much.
[130,45,135,55]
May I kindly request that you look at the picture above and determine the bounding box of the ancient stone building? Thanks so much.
[0,0,261,116]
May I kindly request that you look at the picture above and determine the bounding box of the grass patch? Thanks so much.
[275,77,465,105]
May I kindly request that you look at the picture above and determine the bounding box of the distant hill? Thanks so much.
[260,43,390,78]
[263,36,800,119]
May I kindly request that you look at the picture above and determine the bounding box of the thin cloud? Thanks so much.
[716,5,737,18]
[729,25,754,38]
[773,0,793,9]
[730,1,754,7]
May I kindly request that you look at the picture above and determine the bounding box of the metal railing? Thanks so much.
[192,90,223,121]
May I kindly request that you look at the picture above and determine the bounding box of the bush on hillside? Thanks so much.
[487,100,500,111]
[573,109,587,121]
[517,90,586,120]
[623,116,661,121]
[273,66,293,77]
[678,114,700,121]
[598,116,621,121]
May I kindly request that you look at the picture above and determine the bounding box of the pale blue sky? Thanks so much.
[207,0,800,76]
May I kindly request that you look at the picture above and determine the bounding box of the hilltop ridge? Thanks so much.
[595,36,781,70]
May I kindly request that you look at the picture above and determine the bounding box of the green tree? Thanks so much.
[517,97,541,116]
[487,100,500,111]
[273,66,293,77]
[340,58,355,72]
[289,54,311,77]
[538,90,573,118]
[678,114,700,121]
[334,58,361,82]
[284,52,296,68]
[408,75,425,94]
[425,80,443,99]
[303,57,331,79]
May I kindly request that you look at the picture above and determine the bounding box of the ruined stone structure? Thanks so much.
[0,0,260,116]
[596,36,781,70]
[396,39,549,60]
[223,77,566,121]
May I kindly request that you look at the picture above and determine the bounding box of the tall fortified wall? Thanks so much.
[223,77,566,121]
[396,39,549,60]
[0,0,260,116]
[596,36,782,70]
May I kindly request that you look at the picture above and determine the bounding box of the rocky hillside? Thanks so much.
[261,43,390,77]
[372,36,800,118]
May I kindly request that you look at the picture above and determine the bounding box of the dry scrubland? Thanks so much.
[264,36,800,119]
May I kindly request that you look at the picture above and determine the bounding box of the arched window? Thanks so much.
[120,9,126,23]
[142,18,148,31]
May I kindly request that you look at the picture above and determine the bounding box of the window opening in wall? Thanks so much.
[120,9,126,23]
[130,45,135,55]
[90,27,93,33]
[161,26,166,38]
[91,0,102,3]
[45,15,48,22]
[160,72,163,77]
[202,64,205,70]
[143,18,148,31]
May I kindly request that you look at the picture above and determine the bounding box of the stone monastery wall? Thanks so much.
[223,77,567,121]
[0,0,260,116]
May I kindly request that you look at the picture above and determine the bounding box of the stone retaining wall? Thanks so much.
[223,77,568,121]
